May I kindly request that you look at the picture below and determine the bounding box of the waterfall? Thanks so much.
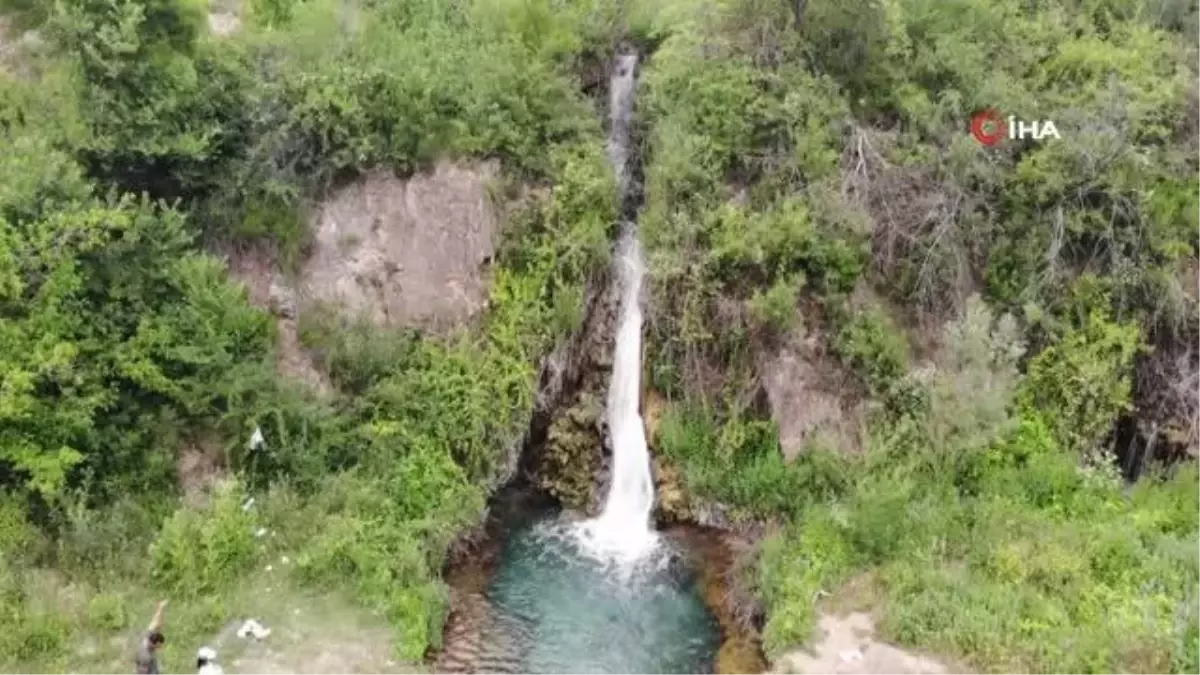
[578,51,659,563]
[608,52,637,201]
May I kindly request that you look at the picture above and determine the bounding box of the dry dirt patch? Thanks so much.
[178,434,227,508]
[56,572,409,674]
[773,612,955,675]
[304,162,500,331]
[0,15,44,77]
[207,12,241,36]
[206,0,242,37]
[221,590,408,674]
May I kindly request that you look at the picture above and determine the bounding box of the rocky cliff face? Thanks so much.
[516,262,619,512]
[303,162,501,331]
[223,161,504,399]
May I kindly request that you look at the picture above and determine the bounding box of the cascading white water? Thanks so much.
[583,230,658,560]
[608,52,637,201]
[577,51,660,563]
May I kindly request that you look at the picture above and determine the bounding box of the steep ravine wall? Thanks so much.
[512,263,620,513]
[437,45,770,675]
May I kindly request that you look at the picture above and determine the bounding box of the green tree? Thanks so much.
[49,0,248,199]
[0,135,271,499]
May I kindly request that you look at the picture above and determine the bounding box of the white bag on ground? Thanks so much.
[237,618,271,640]
[197,646,224,675]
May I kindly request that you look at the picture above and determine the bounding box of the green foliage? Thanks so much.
[754,431,1199,672]
[797,0,894,110]
[120,255,274,414]
[644,195,866,400]
[49,0,249,198]
[493,142,615,289]
[871,463,1198,673]
[0,603,71,668]
[831,303,911,399]
[657,407,849,521]
[924,296,1026,474]
[639,16,866,398]
[0,0,49,26]
[226,0,599,189]
[748,275,802,334]
[1017,309,1144,457]
[0,124,91,226]
[293,437,485,660]
[0,163,274,498]
[298,310,420,393]
[0,501,71,670]
[757,509,856,653]
[3,0,1196,671]
[637,15,1197,660]
[244,0,298,27]
[748,342,1197,672]
[53,496,167,583]
[149,480,259,596]
[85,593,128,631]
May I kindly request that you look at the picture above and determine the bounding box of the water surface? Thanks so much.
[484,519,721,674]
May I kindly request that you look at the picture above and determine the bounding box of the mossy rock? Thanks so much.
[535,393,603,511]
[653,457,691,523]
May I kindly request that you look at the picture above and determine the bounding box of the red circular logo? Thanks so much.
[971,110,1006,146]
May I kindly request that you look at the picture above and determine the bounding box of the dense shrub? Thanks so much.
[149,480,259,596]
[1017,308,1144,459]
[0,181,275,499]
[658,408,850,521]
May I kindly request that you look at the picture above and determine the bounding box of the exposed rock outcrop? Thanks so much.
[304,162,500,332]
[668,525,767,675]
[224,161,504,397]
[178,434,227,508]
[224,243,334,398]
[759,327,865,460]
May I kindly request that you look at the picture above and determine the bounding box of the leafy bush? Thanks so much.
[294,438,485,660]
[748,276,802,334]
[756,442,1199,671]
[86,593,128,631]
[0,184,275,499]
[832,303,911,399]
[1017,309,1144,458]
[6,611,71,665]
[658,407,849,521]
[53,497,165,583]
[2,0,1195,672]
[49,0,250,199]
[149,480,259,596]
[0,495,39,565]
[757,509,856,653]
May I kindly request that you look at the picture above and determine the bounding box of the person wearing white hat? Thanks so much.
[196,646,224,675]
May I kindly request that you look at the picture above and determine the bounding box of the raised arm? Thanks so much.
[147,599,168,633]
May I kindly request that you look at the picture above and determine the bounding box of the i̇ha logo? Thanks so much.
[970,109,1061,145]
